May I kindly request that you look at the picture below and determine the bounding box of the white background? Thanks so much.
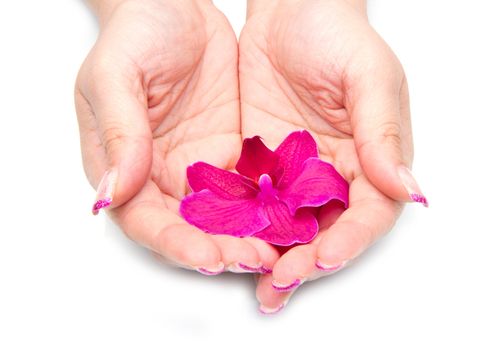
[1,0,499,349]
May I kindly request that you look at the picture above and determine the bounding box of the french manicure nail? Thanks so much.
[315,259,347,272]
[258,303,285,315]
[238,262,264,273]
[196,262,225,276]
[227,262,263,273]
[92,169,118,215]
[258,294,292,315]
[397,166,429,207]
[259,266,273,274]
[271,278,302,292]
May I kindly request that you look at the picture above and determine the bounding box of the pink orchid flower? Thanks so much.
[180,130,349,246]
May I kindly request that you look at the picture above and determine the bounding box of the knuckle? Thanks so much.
[356,121,403,158]
[101,124,127,155]
[379,120,402,149]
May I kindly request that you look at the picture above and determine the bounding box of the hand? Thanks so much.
[240,0,426,312]
[75,0,279,274]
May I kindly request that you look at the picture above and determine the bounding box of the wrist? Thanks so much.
[87,0,212,26]
[246,0,279,18]
[343,0,367,14]
[247,0,367,19]
[86,0,128,25]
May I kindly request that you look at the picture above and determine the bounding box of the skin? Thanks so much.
[76,0,280,273]
[76,0,414,311]
[240,0,411,310]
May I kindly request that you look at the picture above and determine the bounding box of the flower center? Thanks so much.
[257,174,278,203]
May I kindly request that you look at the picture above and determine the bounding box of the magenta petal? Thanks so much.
[180,190,270,237]
[273,130,319,189]
[281,158,349,215]
[235,136,279,181]
[187,162,258,200]
[252,201,319,246]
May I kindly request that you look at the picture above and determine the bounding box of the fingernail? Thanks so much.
[397,166,429,207]
[258,303,285,315]
[227,262,263,273]
[196,262,225,276]
[92,169,118,215]
[259,266,273,274]
[258,294,292,315]
[315,259,347,272]
[271,278,302,292]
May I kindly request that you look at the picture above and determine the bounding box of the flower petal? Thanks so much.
[280,158,349,215]
[273,130,319,189]
[187,162,258,200]
[180,190,270,237]
[252,201,319,246]
[235,136,279,181]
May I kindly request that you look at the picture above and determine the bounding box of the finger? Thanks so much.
[147,203,274,276]
[270,244,317,292]
[254,202,347,290]
[76,58,152,215]
[316,175,402,269]
[111,181,224,275]
[399,76,413,161]
[243,237,281,274]
[75,89,107,178]
[256,273,293,315]
[210,235,262,273]
[347,53,427,206]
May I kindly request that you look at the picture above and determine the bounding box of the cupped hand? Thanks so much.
[239,0,426,312]
[75,0,279,274]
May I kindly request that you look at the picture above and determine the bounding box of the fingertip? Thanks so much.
[271,278,303,293]
[315,259,348,273]
[256,273,293,314]
[90,138,152,215]
[397,166,429,207]
[258,303,286,315]
[361,163,429,207]
[271,245,316,290]
[211,236,261,273]
[243,237,280,273]
[91,168,118,215]
[196,262,225,276]
[316,221,366,266]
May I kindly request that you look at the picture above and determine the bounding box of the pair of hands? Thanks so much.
[76,0,424,313]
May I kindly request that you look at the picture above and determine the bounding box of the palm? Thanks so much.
[239,2,404,308]
[98,2,274,271]
[240,2,362,224]
[143,7,240,201]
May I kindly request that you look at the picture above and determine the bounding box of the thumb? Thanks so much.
[348,70,428,207]
[77,72,152,215]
